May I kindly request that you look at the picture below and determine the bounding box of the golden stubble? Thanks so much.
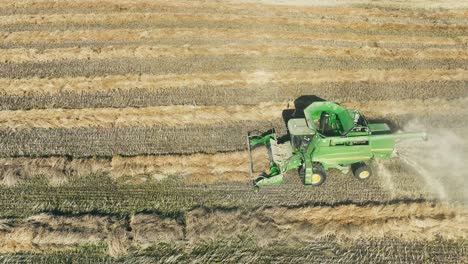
[0,103,287,129]
[1,45,467,64]
[0,0,466,19]
[2,28,462,45]
[0,69,466,96]
[1,12,466,34]
[0,98,466,129]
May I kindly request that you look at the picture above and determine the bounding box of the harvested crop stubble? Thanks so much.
[1,12,466,37]
[1,81,466,110]
[0,11,465,30]
[2,57,467,79]
[2,28,464,47]
[1,0,466,20]
[0,69,466,96]
[2,45,468,64]
[6,40,466,52]
[0,103,286,129]
[0,77,466,110]
[0,98,465,130]
[0,121,286,157]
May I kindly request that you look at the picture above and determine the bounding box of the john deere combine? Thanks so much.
[247,101,426,189]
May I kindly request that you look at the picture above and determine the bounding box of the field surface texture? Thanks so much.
[0,0,467,262]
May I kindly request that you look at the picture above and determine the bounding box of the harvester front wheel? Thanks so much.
[300,165,327,186]
[352,162,372,180]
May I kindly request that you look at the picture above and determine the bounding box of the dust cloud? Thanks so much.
[395,121,467,202]
[375,161,397,199]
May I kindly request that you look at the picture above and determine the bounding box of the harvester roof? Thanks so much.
[303,101,355,132]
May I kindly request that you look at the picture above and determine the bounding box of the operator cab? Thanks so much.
[288,102,373,150]
[287,118,315,152]
[343,110,370,136]
[303,102,370,137]
[314,111,344,137]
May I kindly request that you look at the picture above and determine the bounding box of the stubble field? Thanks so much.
[0,0,467,262]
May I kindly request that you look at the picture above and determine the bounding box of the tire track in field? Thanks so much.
[1,57,466,79]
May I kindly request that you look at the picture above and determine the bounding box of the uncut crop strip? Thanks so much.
[0,203,466,254]
[1,237,465,263]
[185,202,468,243]
[0,150,268,186]
[0,70,466,110]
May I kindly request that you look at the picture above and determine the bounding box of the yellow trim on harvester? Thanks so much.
[311,174,322,184]
[319,156,370,161]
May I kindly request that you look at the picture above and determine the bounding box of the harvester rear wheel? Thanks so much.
[352,162,372,180]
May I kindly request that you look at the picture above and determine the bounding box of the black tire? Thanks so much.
[253,185,260,193]
[299,164,327,186]
[253,175,266,186]
[352,162,372,180]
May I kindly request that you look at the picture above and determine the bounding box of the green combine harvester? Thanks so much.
[247,101,426,189]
